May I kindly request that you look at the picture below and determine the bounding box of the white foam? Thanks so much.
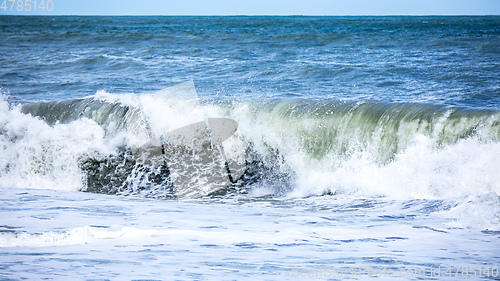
[0,98,121,191]
[441,194,500,231]
[0,226,151,248]
[0,227,90,247]
[94,89,222,145]
[287,135,500,200]
[0,224,309,248]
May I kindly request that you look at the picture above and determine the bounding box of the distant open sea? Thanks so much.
[1,16,499,280]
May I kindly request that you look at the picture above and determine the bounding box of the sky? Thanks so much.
[1,0,500,16]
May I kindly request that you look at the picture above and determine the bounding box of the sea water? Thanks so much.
[0,16,499,280]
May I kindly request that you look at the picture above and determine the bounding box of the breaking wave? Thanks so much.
[1,88,499,202]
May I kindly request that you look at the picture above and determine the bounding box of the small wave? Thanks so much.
[0,224,310,248]
[0,226,163,248]
[0,226,91,248]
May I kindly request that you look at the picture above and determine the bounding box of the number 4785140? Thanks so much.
[1,0,54,12]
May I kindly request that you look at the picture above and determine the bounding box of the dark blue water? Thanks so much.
[1,16,499,107]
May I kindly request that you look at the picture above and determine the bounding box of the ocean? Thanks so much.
[0,16,499,280]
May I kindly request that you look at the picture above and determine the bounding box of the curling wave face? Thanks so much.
[1,90,499,202]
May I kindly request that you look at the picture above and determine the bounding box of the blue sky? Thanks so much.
[1,0,500,15]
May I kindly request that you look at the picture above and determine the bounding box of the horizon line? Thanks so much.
[1,14,500,17]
